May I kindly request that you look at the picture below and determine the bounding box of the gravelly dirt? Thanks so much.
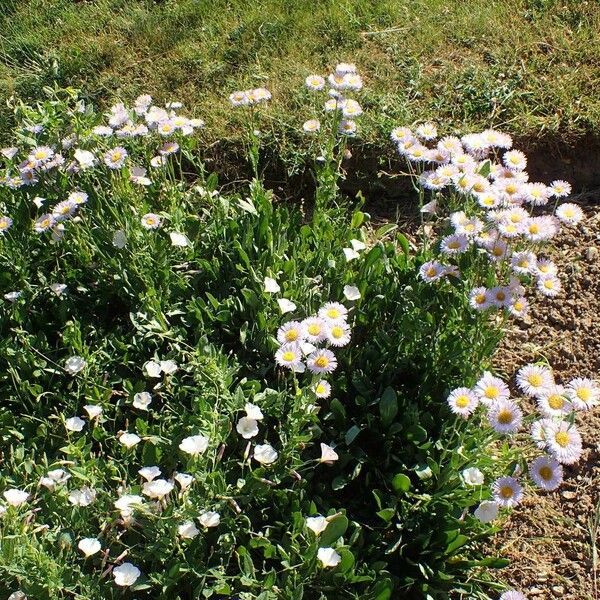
[492,203,600,600]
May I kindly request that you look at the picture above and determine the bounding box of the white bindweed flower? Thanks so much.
[277,298,296,313]
[159,359,178,374]
[73,149,96,169]
[119,433,141,448]
[179,434,209,456]
[306,515,328,535]
[138,466,161,482]
[144,361,162,378]
[174,472,194,490]
[4,291,22,302]
[113,562,141,587]
[40,469,70,490]
[133,392,152,410]
[253,443,278,465]
[244,403,264,420]
[178,520,200,539]
[50,283,67,296]
[65,416,85,432]
[343,247,360,261]
[68,487,96,507]
[142,479,174,499]
[78,537,101,557]
[264,277,280,293]
[169,232,190,247]
[114,495,144,516]
[198,510,220,528]
[3,489,29,507]
[83,405,103,419]
[343,285,361,301]
[319,443,339,463]
[65,356,86,375]
[236,417,259,439]
[317,547,341,568]
[462,467,484,486]
[474,500,499,523]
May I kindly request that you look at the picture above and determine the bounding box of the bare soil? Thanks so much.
[492,202,600,600]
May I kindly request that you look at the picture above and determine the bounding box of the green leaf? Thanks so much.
[379,387,398,427]
[391,473,411,493]
[446,534,469,554]
[375,223,397,239]
[396,233,410,256]
[320,514,349,547]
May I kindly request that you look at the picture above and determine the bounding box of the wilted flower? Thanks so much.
[113,562,141,587]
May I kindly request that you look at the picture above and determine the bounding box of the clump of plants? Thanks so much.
[0,65,594,600]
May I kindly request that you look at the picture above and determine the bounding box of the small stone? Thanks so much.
[586,246,598,261]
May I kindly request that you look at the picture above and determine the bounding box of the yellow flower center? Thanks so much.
[315,356,329,368]
[576,387,591,402]
[426,267,437,277]
[528,224,540,234]
[543,280,555,290]
[527,373,544,387]
[514,300,524,311]
[485,386,499,399]
[282,351,296,362]
[285,330,299,342]
[41,218,50,228]
[326,308,340,319]
[548,394,565,410]
[492,246,503,256]
[496,291,506,301]
[555,431,570,448]
[331,326,344,339]
[307,324,321,336]
[500,486,514,499]
[476,294,486,305]
[497,410,513,425]
[539,466,553,480]
[505,184,518,194]
[455,395,470,409]
[316,384,326,394]
[518,259,529,268]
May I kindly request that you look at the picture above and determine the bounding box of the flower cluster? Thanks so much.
[448,363,597,523]
[228,88,272,107]
[303,63,364,136]
[403,125,580,318]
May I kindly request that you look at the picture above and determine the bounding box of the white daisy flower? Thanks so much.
[536,384,572,417]
[305,75,325,90]
[503,150,527,171]
[487,400,523,434]
[440,233,470,255]
[536,274,561,297]
[556,202,583,225]
[303,119,321,134]
[103,147,128,169]
[276,321,304,344]
[141,213,162,230]
[530,417,556,450]
[327,322,351,347]
[313,380,332,399]
[302,317,329,343]
[516,364,554,397]
[275,342,304,371]
[529,456,563,491]
[549,180,571,197]
[474,372,510,405]
[469,287,491,311]
[446,387,479,417]
[492,476,523,508]
[566,377,599,411]
[545,421,583,465]
[307,349,338,374]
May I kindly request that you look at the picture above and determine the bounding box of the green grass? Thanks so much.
[1,0,599,163]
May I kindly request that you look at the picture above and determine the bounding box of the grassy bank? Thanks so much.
[1,0,599,157]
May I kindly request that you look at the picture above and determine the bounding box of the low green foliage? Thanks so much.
[0,80,565,600]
